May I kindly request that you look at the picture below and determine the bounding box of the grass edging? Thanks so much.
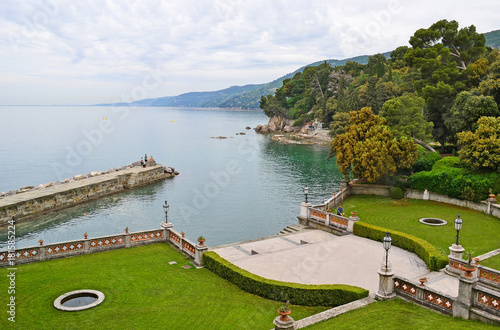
[353,222,448,271]
[203,251,369,307]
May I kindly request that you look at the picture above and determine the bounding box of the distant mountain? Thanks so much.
[96,54,387,109]
[485,29,500,49]
[98,27,499,110]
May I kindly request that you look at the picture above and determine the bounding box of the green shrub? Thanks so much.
[353,222,448,271]
[412,147,441,173]
[203,251,369,307]
[431,156,461,171]
[408,170,499,202]
[389,187,404,199]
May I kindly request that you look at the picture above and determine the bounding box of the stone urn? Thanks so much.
[197,236,206,246]
[277,308,291,321]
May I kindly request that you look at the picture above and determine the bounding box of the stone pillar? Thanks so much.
[423,189,429,200]
[487,194,497,215]
[449,244,465,259]
[347,216,359,233]
[453,275,478,319]
[161,221,173,242]
[83,239,91,254]
[273,316,296,330]
[39,246,46,261]
[446,244,465,276]
[376,268,396,300]
[194,244,208,267]
[325,213,330,226]
[299,202,312,219]
[124,233,131,248]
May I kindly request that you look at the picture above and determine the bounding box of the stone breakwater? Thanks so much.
[0,164,179,227]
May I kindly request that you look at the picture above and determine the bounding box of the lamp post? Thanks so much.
[383,231,392,271]
[163,200,170,223]
[454,214,463,246]
[304,186,309,203]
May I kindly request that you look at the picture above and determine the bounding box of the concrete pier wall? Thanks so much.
[0,165,176,226]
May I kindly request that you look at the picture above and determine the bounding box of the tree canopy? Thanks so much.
[457,116,500,171]
[329,108,417,183]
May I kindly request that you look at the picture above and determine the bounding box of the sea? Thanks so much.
[0,106,343,249]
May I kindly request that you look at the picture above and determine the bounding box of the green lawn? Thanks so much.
[0,243,326,329]
[481,253,500,270]
[342,195,500,258]
[305,298,497,329]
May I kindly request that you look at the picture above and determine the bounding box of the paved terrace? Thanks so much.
[212,230,459,296]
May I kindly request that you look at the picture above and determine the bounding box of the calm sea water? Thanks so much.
[0,106,342,249]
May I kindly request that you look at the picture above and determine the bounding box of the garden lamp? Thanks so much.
[383,231,392,270]
[454,214,463,246]
[163,200,170,223]
[304,185,309,203]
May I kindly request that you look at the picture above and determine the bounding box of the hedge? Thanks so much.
[353,222,448,271]
[203,251,369,307]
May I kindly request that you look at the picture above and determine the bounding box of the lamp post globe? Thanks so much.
[304,185,309,203]
[454,214,462,246]
[383,231,392,270]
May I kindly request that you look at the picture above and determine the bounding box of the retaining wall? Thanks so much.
[0,165,173,226]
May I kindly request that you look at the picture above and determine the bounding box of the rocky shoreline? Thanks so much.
[254,116,332,146]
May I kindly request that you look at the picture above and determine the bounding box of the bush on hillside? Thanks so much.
[412,147,441,172]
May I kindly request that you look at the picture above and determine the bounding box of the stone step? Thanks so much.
[277,224,312,236]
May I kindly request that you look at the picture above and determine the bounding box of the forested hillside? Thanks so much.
[260,19,499,149]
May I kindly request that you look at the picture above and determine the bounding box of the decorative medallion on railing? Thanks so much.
[90,237,124,249]
[425,292,453,310]
[170,232,180,245]
[0,252,9,262]
[478,292,500,311]
[184,241,195,255]
[449,259,466,271]
[46,243,83,254]
[2,248,39,260]
[131,231,162,242]
[330,215,348,227]
[310,209,327,220]
[480,269,500,284]
[394,279,417,296]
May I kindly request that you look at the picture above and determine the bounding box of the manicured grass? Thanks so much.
[305,298,497,329]
[481,253,500,270]
[0,243,326,329]
[342,195,500,258]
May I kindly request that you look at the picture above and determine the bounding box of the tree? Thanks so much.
[405,19,487,147]
[380,95,435,152]
[444,91,499,141]
[329,107,417,183]
[328,112,350,138]
[457,116,500,171]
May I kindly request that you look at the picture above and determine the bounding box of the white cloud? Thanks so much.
[0,0,498,104]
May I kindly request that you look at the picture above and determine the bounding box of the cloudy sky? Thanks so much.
[1,0,499,105]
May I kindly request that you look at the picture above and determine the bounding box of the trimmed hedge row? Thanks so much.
[203,251,369,307]
[353,222,448,271]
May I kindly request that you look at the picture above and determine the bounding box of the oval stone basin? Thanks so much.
[419,218,447,226]
[54,290,104,311]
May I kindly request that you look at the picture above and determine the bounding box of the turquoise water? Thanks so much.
[0,106,342,248]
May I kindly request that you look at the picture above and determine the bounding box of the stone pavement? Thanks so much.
[211,229,459,297]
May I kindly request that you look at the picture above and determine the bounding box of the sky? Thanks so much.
[0,0,499,105]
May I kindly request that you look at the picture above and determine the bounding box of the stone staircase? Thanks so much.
[277,223,312,236]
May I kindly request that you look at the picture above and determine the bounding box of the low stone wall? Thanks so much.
[0,221,207,268]
[332,181,499,219]
[0,164,177,226]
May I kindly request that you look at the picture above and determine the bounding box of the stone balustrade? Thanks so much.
[0,222,207,268]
